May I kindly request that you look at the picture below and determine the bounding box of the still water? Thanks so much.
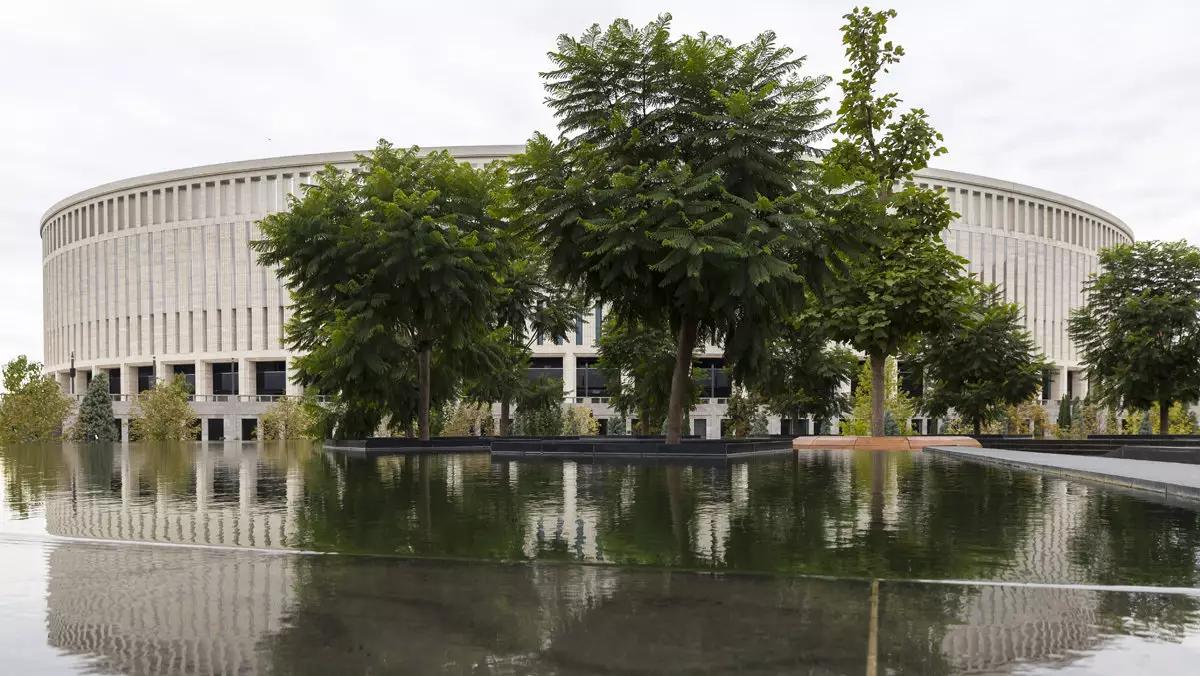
[2,442,1200,674]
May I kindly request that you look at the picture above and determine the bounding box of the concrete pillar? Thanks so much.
[200,416,209,441]
[194,359,210,398]
[119,364,134,397]
[238,357,252,399]
[562,353,577,403]
[285,358,302,396]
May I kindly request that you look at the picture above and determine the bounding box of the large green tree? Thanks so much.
[919,284,1048,436]
[508,16,858,442]
[1068,240,1200,436]
[734,317,856,434]
[0,355,72,444]
[72,372,118,442]
[819,7,969,437]
[255,142,508,440]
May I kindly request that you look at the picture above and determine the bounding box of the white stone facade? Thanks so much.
[40,148,1132,438]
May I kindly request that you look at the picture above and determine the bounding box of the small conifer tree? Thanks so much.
[72,373,118,442]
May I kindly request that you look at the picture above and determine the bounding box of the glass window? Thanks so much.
[528,357,563,384]
[136,366,155,393]
[212,362,239,395]
[255,361,287,396]
[172,364,196,394]
[575,357,608,397]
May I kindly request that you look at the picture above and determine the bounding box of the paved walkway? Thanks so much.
[926,446,1200,502]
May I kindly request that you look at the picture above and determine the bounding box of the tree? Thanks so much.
[0,355,72,444]
[1068,240,1200,437]
[508,16,859,443]
[1056,393,1074,432]
[71,373,117,442]
[819,7,969,437]
[735,317,856,434]
[846,357,915,436]
[255,142,508,440]
[918,284,1048,436]
[258,392,325,441]
[596,313,701,435]
[440,402,494,436]
[129,377,198,441]
[725,390,761,438]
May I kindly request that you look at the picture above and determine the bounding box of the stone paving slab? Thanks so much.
[926,446,1200,502]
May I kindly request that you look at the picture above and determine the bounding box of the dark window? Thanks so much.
[575,357,608,397]
[207,417,225,440]
[597,418,608,436]
[575,315,584,345]
[212,362,238,395]
[112,418,122,439]
[898,361,923,398]
[528,357,563,383]
[136,366,155,393]
[255,361,287,396]
[1041,368,1054,400]
[173,364,196,393]
[242,418,258,440]
[695,358,730,398]
[693,418,707,439]
[594,303,603,343]
[107,368,121,395]
[1066,370,1075,399]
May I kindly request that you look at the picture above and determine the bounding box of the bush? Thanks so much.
[883,411,900,436]
[129,377,198,441]
[258,393,325,440]
[440,403,494,436]
[562,405,599,436]
[71,373,117,442]
[608,415,626,436]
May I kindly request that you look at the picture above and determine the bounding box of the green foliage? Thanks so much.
[1057,393,1074,431]
[725,390,763,438]
[883,410,900,436]
[254,141,508,439]
[919,284,1048,435]
[1126,403,1197,435]
[258,393,325,441]
[508,15,860,442]
[1137,410,1153,435]
[562,405,599,436]
[512,377,564,436]
[0,355,72,444]
[596,313,700,435]
[608,415,626,436]
[440,402,495,437]
[71,373,117,442]
[735,316,856,429]
[817,8,968,437]
[1068,240,1200,433]
[846,358,914,435]
[129,377,198,441]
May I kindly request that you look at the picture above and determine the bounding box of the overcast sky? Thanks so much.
[1,0,1196,364]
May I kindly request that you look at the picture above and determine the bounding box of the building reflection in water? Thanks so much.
[13,445,1200,674]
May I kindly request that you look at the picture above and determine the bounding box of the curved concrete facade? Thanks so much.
[40,148,1131,437]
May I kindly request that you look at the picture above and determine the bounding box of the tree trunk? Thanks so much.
[869,351,886,438]
[418,346,431,441]
[499,398,511,437]
[1160,399,1171,437]
[638,407,649,436]
[666,319,699,444]
[973,418,982,437]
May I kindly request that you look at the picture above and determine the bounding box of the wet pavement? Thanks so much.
[2,442,1200,674]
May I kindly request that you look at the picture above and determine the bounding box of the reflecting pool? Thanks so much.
[2,442,1200,674]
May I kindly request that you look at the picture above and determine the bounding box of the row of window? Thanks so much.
[83,360,287,396]
[528,357,733,398]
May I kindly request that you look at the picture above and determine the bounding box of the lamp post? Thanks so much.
[69,351,76,395]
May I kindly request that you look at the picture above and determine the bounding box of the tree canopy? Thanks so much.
[507,15,860,442]
[919,284,1048,436]
[129,377,198,441]
[817,7,968,437]
[1068,240,1200,436]
[0,355,71,444]
[255,142,509,439]
[596,312,700,435]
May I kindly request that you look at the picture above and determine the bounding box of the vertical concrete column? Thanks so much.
[562,353,577,403]
[238,357,252,399]
[194,359,210,398]
[285,358,302,397]
[1059,365,1071,400]
[119,364,133,397]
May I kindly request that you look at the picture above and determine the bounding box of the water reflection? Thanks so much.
[30,540,1200,675]
[1,443,1200,587]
